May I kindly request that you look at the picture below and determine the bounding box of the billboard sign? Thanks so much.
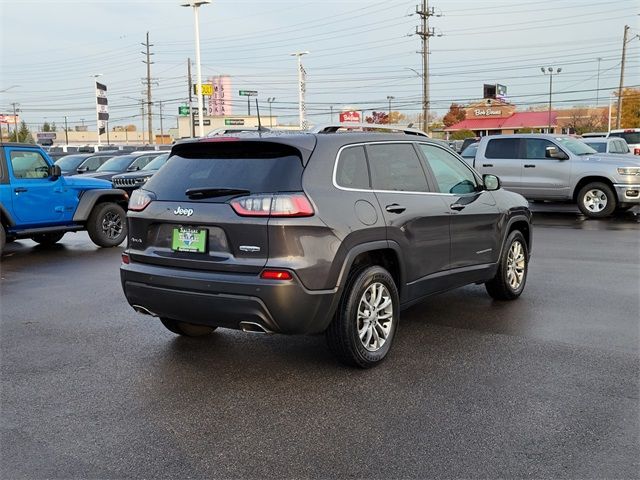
[0,114,19,124]
[37,132,57,140]
[209,76,232,116]
[339,111,361,123]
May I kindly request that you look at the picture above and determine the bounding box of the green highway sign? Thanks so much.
[178,105,190,116]
[225,119,245,126]
[239,90,258,96]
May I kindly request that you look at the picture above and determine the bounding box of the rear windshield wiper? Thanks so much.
[185,187,250,199]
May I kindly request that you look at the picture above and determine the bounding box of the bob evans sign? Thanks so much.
[340,111,361,122]
[473,108,503,117]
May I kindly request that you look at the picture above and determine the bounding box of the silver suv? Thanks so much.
[470,134,640,217]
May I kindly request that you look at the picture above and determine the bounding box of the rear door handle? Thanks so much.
[450,203,465,211]
[385,204,406,214]
[14,187,28,193]
[524,164,536,168]
[482,164,493,167]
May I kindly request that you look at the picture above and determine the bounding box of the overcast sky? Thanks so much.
[1,0,638,131]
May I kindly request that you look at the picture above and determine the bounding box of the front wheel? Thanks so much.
[486,230,529,301]
[326,266,399,368]
[577,182,616,218]
[160,318,217,337]
[31,232,65,246]
[86,202,127,247]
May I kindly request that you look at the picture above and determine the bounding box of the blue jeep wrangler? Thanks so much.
[0,142,129,254]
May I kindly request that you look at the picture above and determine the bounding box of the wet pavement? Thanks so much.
[1,209,639,479]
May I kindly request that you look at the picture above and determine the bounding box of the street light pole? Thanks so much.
[386,95,395,124]
[541,66,561,133]
[182,1,211,138]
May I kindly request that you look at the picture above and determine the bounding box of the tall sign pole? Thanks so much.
[291,51,309,130]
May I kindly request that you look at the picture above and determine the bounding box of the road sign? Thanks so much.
[193,84,213,96]
[239,90,258,96]
[193,119,211,127]
[178,105,190,116]
[224,119,245,126]
[0,114,19,124]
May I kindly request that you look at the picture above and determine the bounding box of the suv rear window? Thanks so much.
[144,141,304,201]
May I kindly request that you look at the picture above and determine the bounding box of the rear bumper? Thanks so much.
[120,261,336,334]
[613,184,640,204]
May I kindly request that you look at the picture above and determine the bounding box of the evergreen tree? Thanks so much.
[9,121,35,143]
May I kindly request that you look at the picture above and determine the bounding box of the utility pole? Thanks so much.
[595,57,602,106]
[416,1,437,134]
[142,31,154,144]
[11,102,19,141]
[64,116,69,145]
[159,100,164,143]
[387,95,395,123]
[140,99,145,143]
[187,58,194,137]
[615,25,630,129]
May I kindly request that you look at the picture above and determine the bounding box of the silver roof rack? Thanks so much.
[310,123,429,137]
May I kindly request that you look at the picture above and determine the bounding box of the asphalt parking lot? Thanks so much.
[1,208,639,479]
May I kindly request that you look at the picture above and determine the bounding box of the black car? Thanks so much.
[111,153,170,195]
[55,151,127,176]
[77,151,162,182]
[121,128,532,368]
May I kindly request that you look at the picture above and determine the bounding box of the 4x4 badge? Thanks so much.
[173,206,194,217]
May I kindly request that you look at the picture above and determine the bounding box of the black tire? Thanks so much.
[486,230,529,301]
[86,202,127,247]
[577,182,617,218]
[159,317,216,337]
[0,225,5,255]
[31,232,65,246]
[326,265,399,368]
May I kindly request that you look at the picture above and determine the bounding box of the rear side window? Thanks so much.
[336,146,369,189]
[485,138,520,159]
[145,141,304,201]
[367,143,429,192]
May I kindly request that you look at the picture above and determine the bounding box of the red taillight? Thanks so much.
[634,147,640,156]
[121,253,130,264]
[128,190,153,211]
[260,269,293,280]
[230,193,314,217]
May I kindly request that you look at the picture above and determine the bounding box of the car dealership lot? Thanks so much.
[1,209,638,479]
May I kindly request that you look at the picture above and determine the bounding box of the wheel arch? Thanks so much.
[325,241,405,321]
[0,204,15,228]
[73,189,129,222]
[572,176,616,202]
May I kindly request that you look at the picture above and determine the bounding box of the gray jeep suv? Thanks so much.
[120,129,532,367]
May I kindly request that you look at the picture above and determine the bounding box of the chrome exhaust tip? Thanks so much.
[239,321,272,334]
[132,305,158,317]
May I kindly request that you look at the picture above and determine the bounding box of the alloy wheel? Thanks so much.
[506,240,526,290]
[357,282,393,352]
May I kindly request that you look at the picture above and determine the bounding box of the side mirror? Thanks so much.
[76,166,89,174]
[545,146,568,160]
[127,165,140,172]
[49,164,62,180]
[483,174,500,191]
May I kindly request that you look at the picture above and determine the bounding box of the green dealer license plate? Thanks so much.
[171,227,207,253]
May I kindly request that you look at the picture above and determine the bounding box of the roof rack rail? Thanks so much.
[310,123,429,137]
